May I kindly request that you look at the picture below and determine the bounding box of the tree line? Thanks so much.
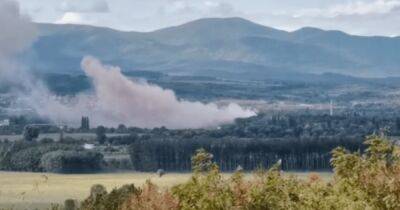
[128,136,364,171]
[1,111,400,172]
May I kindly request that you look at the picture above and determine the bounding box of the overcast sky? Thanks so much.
[14,0,400,36]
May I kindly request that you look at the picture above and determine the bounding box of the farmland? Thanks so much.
[0,171,332,210]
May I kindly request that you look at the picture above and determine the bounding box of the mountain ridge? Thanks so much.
[26,17,400,79]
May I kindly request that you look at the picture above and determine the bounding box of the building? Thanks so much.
[81,116,90,130]
[0,119,10,127]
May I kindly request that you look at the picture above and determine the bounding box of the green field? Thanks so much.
[0,171,332,210]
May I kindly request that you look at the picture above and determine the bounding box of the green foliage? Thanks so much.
[191,148,217,173]
[80,184,140,210]
[23,126,40,141]
[172,170,234,210]
[171,149,229,210]
[331,135,400,209]
[80,136,400,210]
[40,150,104,173]
[64,199,78,210]
[128,135,361,171]
[5,143,81,172]
[0,140,106,173]
[96,126,107,145]
[123,112,376,172]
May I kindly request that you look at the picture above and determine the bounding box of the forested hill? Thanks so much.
[25,17,400,79]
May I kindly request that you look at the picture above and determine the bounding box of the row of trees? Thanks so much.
[41,150,103,173]
[128,136,364,171]
[110,113,389,171]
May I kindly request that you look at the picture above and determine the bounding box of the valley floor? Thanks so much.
[0,171,332,210]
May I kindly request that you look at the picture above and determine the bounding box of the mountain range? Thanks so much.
[25,17,400,80]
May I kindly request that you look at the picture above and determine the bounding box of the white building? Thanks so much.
[0,119,9,127]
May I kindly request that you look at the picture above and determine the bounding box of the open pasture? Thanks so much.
[0,171,332,210]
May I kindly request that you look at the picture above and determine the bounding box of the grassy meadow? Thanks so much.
[0,171,332,210]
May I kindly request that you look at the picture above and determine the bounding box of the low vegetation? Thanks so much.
[77,136,400,210]
[3,112,400,173]
[0,141,103,173]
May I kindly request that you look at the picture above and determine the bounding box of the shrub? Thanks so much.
[122,181,178,210]
[9,146,48,171]
[78,136,400,210]
[172,150,233,210]
[64,199,78,210]
[8,143,81,172]
[172,169,234,210]
[81,184,140,210]
[191,148,216,173]
[0,141,35,170]
[330,135,400,209]
[23,126,40,141]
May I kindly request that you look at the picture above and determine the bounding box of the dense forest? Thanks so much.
[121,112,399,171]
[128,136,363,171]
[1,111,400,172]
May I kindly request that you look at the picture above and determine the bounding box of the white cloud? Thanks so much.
[13,0,400,36]
[56,12,84,24]
[59,0,109,13]
[294,0,400,18]
[159,0,237,17]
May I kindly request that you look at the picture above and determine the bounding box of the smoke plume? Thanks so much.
[31,56,255,128]
[0,0,36,82]
[0,0,255,129]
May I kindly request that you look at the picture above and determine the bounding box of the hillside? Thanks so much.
[25,17,400,79]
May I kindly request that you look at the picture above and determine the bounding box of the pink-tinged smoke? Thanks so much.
[0,0,255,128]
[32,57,255,128]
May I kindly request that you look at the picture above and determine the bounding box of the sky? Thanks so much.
[13,0,400,36]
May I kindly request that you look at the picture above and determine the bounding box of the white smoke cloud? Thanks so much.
[0,0,36,82]
[29,56,255,128]
[1,0,255,129]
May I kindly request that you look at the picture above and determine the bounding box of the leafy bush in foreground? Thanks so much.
[79,136,400,210]
[80,184,141,210]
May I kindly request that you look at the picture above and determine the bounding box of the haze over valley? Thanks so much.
[2,1,400,209]
[2,15,400,127]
